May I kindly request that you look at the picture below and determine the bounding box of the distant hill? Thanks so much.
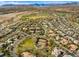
[63,2,79,6]
[1,2,79,8]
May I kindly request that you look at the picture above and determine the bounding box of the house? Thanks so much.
[21,52,34,57]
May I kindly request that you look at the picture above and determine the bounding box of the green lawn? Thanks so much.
[20,38,35,48]
[20,12,52,21]
[16,38,35,55]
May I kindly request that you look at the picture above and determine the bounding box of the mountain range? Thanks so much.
[0,1,79,7]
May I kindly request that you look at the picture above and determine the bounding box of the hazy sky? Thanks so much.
[0,0,78,1]
[0,0,78,6]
